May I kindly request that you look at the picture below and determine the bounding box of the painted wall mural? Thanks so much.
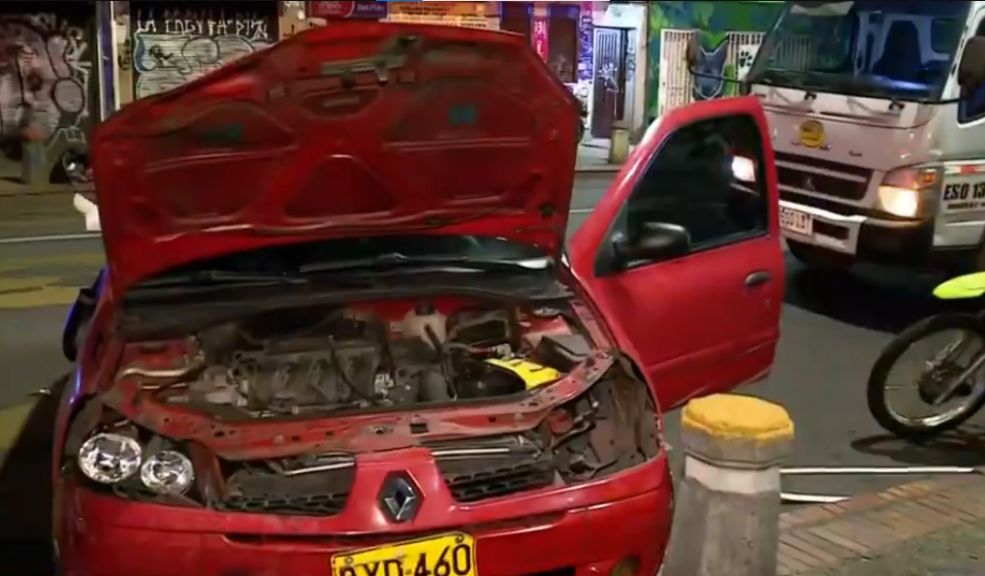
[577,2,594,84]
[0,5,94,184]
[691,41,727,100]
[132,3,277,100]
[646,1,784,119]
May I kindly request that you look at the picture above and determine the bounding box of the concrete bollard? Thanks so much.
[20,106,48,188]
[663,394,794,576]
[21,140,47,186]
[608,121,631,165]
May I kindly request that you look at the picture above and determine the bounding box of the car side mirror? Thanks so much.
[958,37,985,95]
[614,222,691,266]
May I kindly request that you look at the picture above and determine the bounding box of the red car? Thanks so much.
[54,23,783,576]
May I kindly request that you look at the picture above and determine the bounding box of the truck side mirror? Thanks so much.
[958,37,985,95]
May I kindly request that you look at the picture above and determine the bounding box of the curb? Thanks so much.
[777,472,985,575]
[0,187,92,198]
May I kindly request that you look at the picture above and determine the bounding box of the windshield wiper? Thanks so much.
[299,252,551,274]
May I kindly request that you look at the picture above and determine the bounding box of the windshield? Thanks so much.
[747,0,971,101]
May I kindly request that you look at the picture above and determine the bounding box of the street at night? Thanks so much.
[7,1,985,573]
[2,173,981,515]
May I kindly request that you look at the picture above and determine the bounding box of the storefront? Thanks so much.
[0,0,99,187]
[583,2,648,140]
[119,0,279,101]
[302,0,387,27]
[104,2,651,143]
[386,2,500,29]
[494,2,648,140]
[291,2,650,139]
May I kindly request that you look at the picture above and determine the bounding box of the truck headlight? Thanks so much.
[141,450,195,496]
[731,155,757,183]
[877,185,920,218]
[878,166,940,218]
[77,433,142,484]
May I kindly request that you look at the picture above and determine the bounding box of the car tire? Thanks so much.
[787,240,853,272]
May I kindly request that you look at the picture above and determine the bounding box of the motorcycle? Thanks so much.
[867,272,985,440]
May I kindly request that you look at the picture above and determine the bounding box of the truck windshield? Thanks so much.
[747,0,971,102]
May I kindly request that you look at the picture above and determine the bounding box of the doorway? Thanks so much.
[591,26,629,139]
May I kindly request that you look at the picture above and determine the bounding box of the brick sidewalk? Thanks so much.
[777,472,985,574]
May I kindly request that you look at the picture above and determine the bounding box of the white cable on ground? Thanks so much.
[73,193,101,232]
[781,492,850,504]
[781,466,977,475]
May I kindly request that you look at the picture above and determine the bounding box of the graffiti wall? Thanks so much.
[0,2,94,183]
[131,1,277,99]
[646,1,784,119]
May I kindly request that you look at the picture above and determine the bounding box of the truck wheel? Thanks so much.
[787,240,853,272]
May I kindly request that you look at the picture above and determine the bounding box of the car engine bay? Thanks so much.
[68,297,663,511]
[119,298,593,418]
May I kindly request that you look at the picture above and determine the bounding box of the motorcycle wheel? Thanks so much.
[867,313,985,441]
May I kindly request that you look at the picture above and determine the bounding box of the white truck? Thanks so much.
[738,0,985,273]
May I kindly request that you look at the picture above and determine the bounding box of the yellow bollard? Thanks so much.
[663,394,794,576]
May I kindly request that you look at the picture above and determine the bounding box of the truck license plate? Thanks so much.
[780,206,813,236]
[332,533,476,576]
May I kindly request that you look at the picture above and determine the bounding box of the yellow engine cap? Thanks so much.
[484,358,561,390]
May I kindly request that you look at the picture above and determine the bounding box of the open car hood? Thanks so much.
[92,23,580,295]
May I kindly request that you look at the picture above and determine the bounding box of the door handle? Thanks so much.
[744,270,772,287]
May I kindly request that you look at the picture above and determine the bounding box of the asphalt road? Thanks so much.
[2,172,985,558]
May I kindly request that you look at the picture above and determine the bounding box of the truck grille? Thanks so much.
[775,152,872,201]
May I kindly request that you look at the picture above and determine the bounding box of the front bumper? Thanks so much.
[57,456,672,576]
[780,200,973,269]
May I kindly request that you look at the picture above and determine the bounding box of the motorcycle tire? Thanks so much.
[867,313,985,441]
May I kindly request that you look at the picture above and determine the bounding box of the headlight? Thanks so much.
[878,166,940,218]
[731,155,757,183]
[140,450,195,495]
[877,185,920,218]
[77,433,142,484]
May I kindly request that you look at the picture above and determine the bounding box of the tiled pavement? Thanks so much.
[778,473,985,574]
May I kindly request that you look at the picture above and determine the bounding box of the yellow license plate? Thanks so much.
[332,533,477,576]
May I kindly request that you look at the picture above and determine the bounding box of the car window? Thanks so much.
[622,114,769,257]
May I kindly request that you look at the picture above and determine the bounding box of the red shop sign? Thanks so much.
[307,1,387,19]
[533,17,549,61]
[309,1,355,17]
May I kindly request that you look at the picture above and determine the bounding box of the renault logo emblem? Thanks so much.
[379,473,421,523]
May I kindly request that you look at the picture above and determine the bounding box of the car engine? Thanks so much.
[139,299,589,417]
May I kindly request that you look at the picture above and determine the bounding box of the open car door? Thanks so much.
[569,96,784,411]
